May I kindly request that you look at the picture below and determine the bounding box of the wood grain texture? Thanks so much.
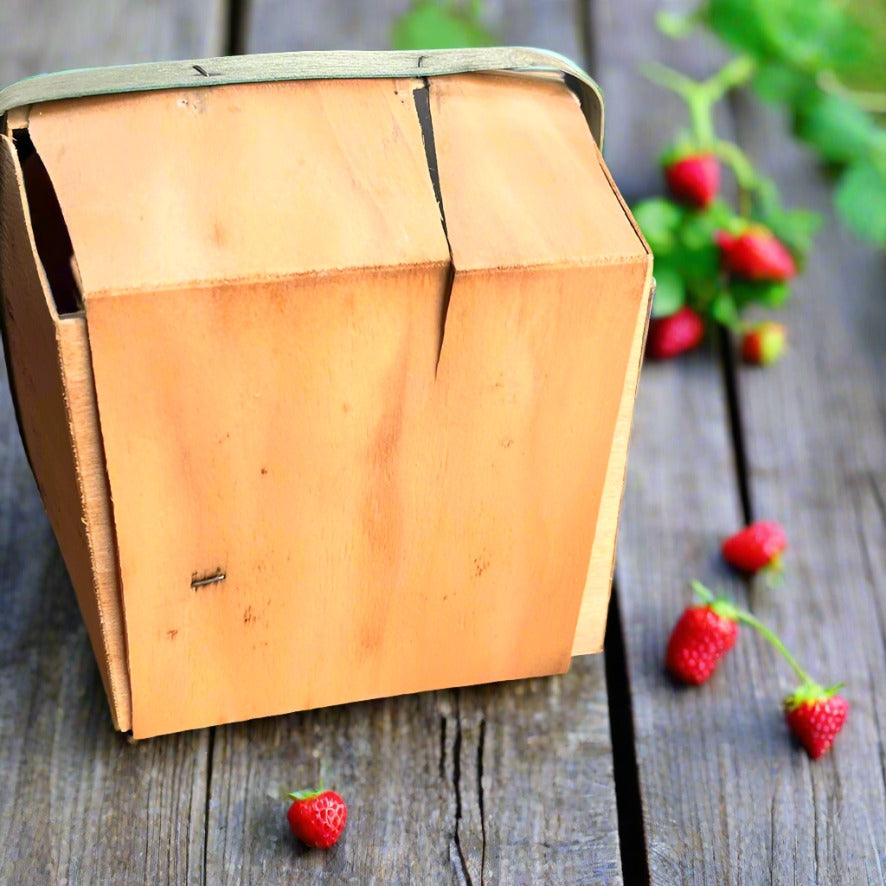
[730,94,886,884]
[0,3,222,883]
[65,69,645,736]
[206,655,620,884]
[198,3,622,882]
[28,78,448,295]
[589,0,735,200]
[0,138,129,729]
[594,0,886,882]
[0,0,226,86]
[246,0,582,61]
[591,1,793,881]
[427,71,650,657]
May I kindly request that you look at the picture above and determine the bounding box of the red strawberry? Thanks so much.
[722,521,786,573]
[716,228,796,281]
[664,153,720,208]
[784,685,849,759]
[741,321,787,366]
[646,306,705,360]
[287,789,347,849]
[666,601,739,684]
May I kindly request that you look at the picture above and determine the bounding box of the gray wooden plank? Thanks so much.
[612,342,753,884]
[0,2,225,883]
[592,0,886,881]
[206,660,620,884]
[0,0,226,86]
[589,0,734,200]
[246,0,582,60]
[731,95,886,884]
[202,4,621,882]
[589,4,766,883]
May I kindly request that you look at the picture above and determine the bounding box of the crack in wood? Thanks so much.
[225,0,248,56]
[718,326,754,524]
[603,586,650,884]
[477,717,486,886]
[202,725,215,885]
[451,699,473,886]
[411,79,455,378]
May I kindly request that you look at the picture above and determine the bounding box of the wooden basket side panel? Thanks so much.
[0,135,130,729]
[572,259,653,655]
[427,73,652,659]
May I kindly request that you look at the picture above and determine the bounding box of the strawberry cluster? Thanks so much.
[631,58,820,363]
[665,522,848,760]
[641,148,806,362]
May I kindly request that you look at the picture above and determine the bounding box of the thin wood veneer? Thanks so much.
[3,71,650,736]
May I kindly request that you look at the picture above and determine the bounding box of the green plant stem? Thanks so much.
[642,55,756,148]
[733,610,816,686]
[641,61,700,98]
[711,140,759,191]
[689,581,816,687]
[706,54,756,102]
[817,70,886,114]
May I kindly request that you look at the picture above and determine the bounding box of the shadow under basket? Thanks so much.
[0,49,652,738]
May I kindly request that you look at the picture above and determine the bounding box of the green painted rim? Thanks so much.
[0,47,605,148]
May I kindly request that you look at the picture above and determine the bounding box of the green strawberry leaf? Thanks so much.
[706,0,871,74]
[391,1,495,50]
[710,290,741,329]
[679,200,741,248]
[731,279,792,309]
[650,264,686,318]
[632,198,685,254]
[752,184,822,259]
[834,159,886,246]
[751,62,811,104]
[793,92,884,165]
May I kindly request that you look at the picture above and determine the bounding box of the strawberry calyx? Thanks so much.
[689,580,741,622]
[660,141,712,167]
[288,788,324,802]
[742,321,787,367]
[784,681,845,712]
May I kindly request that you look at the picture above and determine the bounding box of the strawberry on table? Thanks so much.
[716,227,796,281]
[784,687,849,760]
[741,321,787,366]
[722,521,786,574]
[666,582,740,684]
[287,788,347,849]
[726,598,849,760]
[646,306,705,360]
[664,152,720,208]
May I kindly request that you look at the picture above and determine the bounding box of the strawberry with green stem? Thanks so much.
[742,321,787,366]
[665,589,740,684]
[722,521,786,575]
[633,57,818,330]
[691,581,849,759]
[286,771,348,849]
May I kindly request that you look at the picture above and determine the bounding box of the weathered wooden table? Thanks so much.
[1,2,883,883]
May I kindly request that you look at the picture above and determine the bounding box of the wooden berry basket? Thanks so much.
[0,48,652,738]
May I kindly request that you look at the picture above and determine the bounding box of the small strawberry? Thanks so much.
[741,321,787,366]
[784,685,849,759]
[664,153,720,208]
[722,521,786,574]
[646,306,705,360]
[729,601,849,760]
[666,583,740,684]
[287,788,347,849]
[716,228,796,281]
